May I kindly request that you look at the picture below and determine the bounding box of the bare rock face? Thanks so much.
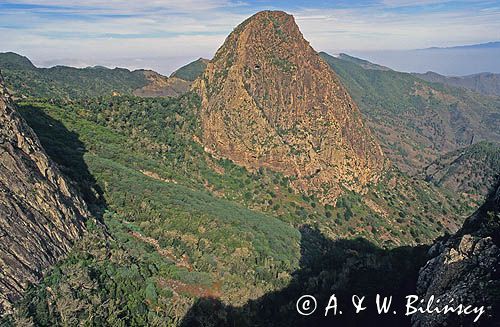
[0,71,89,315]
[194,11,384,204]
[413,183,500,326]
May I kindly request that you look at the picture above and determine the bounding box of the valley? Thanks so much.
[0,9,498,327]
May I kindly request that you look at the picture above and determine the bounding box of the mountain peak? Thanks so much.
[228,10,303,47]
[194,11,384,204]
[244,10,292,23]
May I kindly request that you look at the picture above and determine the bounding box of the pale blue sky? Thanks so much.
[1,0,499,74]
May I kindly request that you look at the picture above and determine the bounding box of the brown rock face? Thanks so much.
[0,71,88,315]
[194,11,384,203]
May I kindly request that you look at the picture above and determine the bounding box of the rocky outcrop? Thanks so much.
[194,11,384,204]
[413,182,500,326]
[133,70,191,97]
[0,71,89,315]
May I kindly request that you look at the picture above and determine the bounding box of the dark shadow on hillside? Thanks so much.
[17,104,107,220]
[181,226,430,327]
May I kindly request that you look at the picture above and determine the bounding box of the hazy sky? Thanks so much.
[1,0,500,74]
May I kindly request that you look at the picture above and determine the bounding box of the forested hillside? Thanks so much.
[0,90,473,325]
[415,71,500,97]
[1,11,498,326]
[320,52,500,173]
[0,52,192,99]
[423,141,500,201]
[170,58,209,81]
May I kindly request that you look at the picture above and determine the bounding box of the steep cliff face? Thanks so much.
[194,11,384,203]
[414,182,500,326]
[0,72,89,315]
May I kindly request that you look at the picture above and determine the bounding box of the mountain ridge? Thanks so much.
[423,141,500,202]
[0,52,191,99]
[0,11,498,325]
[320,51,500,173]
[414,71,500,96]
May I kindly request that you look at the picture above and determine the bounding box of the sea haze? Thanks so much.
[350,43,500,76]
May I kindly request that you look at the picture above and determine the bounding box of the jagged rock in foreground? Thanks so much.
[0,72,89,315]
[414,182,500,326]
[194,11,384,204]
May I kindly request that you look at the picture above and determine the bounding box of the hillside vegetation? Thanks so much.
[0,53,149,98]
[0,90,473,325]
[1,13,494,325]
[320,52,500,173]
[170,58,209,81]
[0,52,193,99]
[423,141,500,201]
[415,71,500,97]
